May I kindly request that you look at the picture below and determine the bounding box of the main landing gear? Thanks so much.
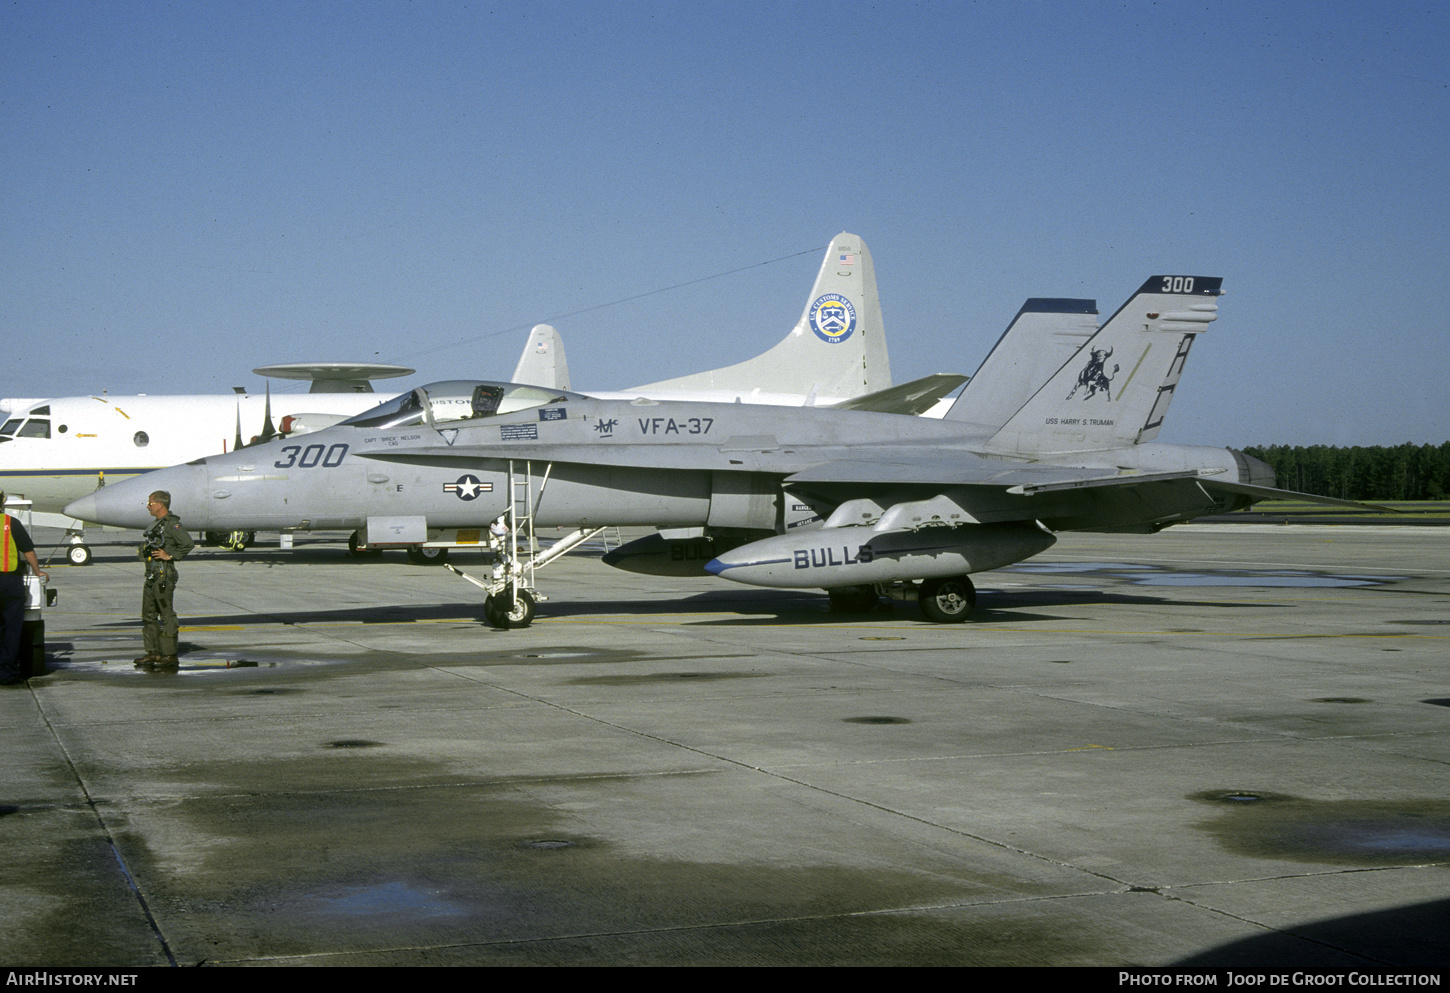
[917,575,976,623]
[204,530,255,551]
[828,576,977,622]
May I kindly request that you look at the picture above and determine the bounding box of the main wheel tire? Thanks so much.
[485,589,535,629]
[67,544,93,566]
[406,545,449,565]
[918,576,976,623]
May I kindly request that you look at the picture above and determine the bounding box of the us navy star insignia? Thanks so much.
[443,475,491,500]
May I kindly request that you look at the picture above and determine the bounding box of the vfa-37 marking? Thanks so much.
[638,417,713,436]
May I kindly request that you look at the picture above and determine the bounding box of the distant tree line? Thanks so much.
[1241,443,1450,501]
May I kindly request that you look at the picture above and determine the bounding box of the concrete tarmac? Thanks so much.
[3,524,1448,967]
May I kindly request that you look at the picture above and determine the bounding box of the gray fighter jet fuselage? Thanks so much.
[70,275,1322,624]
[68,381,1255,534]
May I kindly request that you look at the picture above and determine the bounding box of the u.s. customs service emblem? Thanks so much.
[808,294,856,344]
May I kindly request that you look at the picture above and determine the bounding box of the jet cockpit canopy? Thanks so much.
[342,381,579,430]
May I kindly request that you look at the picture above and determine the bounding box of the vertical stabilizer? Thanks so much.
[944,298,1099,432]
[987,276,1222,454]
[512,324,571,391]
[629,233,891,399]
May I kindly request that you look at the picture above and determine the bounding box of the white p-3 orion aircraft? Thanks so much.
[68,272,1362,626]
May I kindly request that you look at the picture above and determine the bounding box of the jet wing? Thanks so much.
[827,373,968,416]
[783,452,1209,490]
[366,436,1226,499]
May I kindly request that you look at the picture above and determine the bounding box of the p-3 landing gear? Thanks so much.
[406,545,449,565]
[917,575,976,623]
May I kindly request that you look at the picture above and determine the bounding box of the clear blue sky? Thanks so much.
[5,0,1447,447]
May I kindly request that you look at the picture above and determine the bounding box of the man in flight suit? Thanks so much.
[136,490,195,670]
[1,492,49,685]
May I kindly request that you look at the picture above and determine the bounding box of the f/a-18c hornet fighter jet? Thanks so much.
[68,275,1351,626]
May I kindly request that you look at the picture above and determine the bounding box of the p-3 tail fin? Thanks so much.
[987,276,1223,454]
[512,324,571,391]
[630,232,891,400]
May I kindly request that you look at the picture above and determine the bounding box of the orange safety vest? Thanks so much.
[1,515,16,573]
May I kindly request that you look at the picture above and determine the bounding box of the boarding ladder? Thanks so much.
[445,460,607,627]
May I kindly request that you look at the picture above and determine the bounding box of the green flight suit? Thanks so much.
[140,513,195,657]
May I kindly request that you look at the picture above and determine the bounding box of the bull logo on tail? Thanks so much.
[1067,347,1119,400]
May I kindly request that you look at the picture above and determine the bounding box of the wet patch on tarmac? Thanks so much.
[290,880,468,919]
[566,671,768,686]
[1191,790,1450,865]
[49,658,280,677]
[48,646,388,681]
[1006,561,1399,588]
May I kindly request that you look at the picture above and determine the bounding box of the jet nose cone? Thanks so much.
[63,493,99,522]
[65,485,152,528]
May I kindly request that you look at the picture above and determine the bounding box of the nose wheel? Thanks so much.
[484,588,536,629]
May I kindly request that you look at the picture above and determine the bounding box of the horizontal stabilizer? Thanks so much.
[829,373,968,416]
[1196,479,1398,513]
